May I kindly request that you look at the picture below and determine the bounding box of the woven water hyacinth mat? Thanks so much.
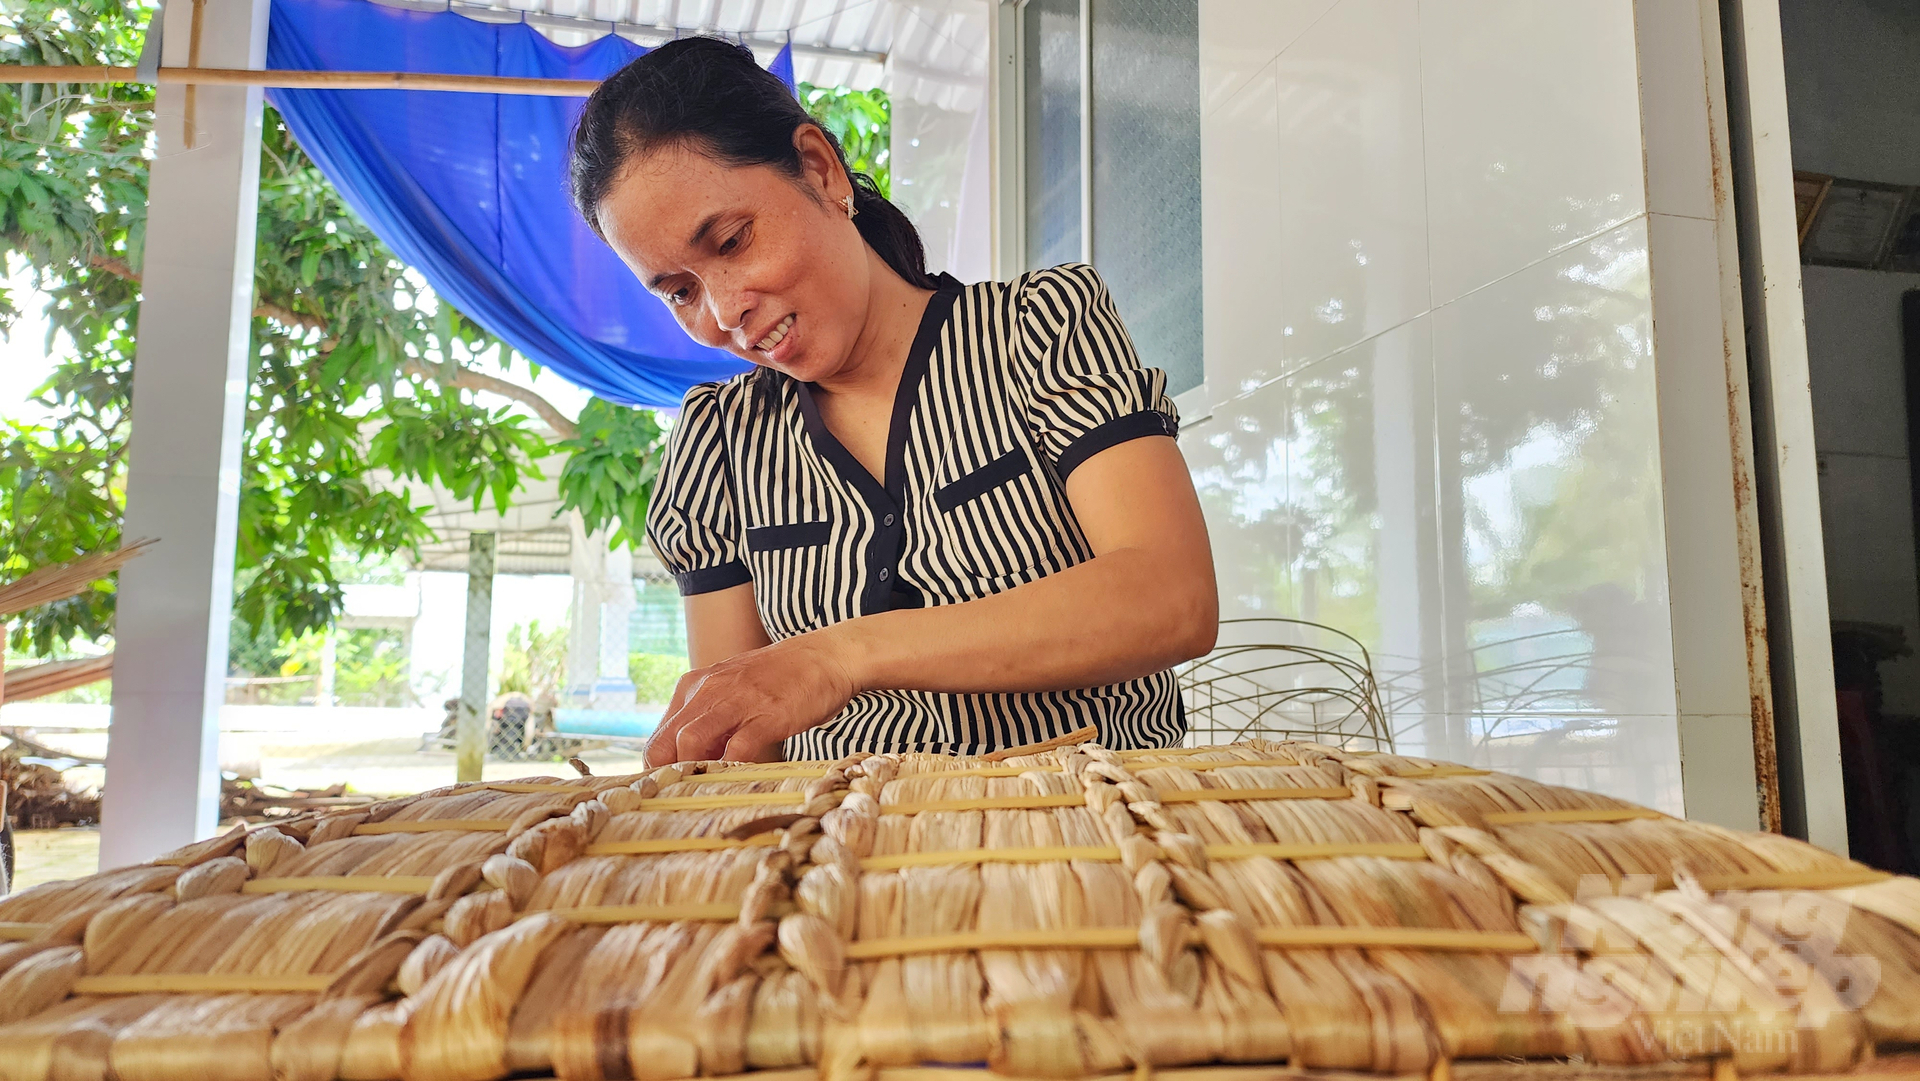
[4,738,1920,1081]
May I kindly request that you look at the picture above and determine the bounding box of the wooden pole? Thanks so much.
[0,64,602,97]
[457,531,496,783]
[184,0,207,147]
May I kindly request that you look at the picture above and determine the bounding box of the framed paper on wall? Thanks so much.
[1884,200,1920,274]
[1795,172,1832,244]
[1803,179,1910,268]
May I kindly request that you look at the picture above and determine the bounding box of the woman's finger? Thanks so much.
[720,718,791,764]
[646,669,710,766]
[673,701,752,763]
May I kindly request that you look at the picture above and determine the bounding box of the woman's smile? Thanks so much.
[752,312,798,361]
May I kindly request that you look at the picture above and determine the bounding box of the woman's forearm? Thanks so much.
[820,542,1218,696]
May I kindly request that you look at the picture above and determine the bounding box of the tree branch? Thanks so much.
[82,253,580,440]
[404,361,579,440]
[254,299,330,336]
[88,253,331,337]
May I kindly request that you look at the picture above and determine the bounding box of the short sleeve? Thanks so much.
[1016,263,1180,480]
[644,382,751,596]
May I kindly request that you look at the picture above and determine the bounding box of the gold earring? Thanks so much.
[844,195,858,219]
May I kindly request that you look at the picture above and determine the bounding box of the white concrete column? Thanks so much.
[592,543,637,710]
[316,630,337,710]
[99,0,270,869]
[566,511,605,709]
[457,532,496,782]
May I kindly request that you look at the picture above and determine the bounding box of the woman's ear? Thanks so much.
[793,124,849,205]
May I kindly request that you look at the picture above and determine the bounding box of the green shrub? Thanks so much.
[629,652,690,705]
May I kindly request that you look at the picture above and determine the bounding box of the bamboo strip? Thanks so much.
[861,846,1123,870]
[1482,808,1666,824]
[0,921,48,940]
[845,925,1538,960]
[1204,843,1429,861]
[72,973,335,994]
[1383,766,1492,778]
[675,769,831,784]
[1157,787,1353,803]
[0,64,603,96]
[679,763,1038,784]
[1170,759,1342,773]
[981,723,1100,760]
[846,927,1142,959]
[880,793,1087,814]
[1250,927,1536,952]
[937,765,1064,778]
[877,787,1356,814]
[481,782,590,794]
[555,1068,1470,1081]
[1693,869,1892,891]
[241,876,439,894]
[639,792,806,811]
[352,819,513,834]
[1115,746,1239,758]
[526,902,748,924]
[582,835,783,856]
[858,841,1432,870]
[684,755,1338,786]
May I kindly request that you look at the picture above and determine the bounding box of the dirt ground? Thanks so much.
[9,828,100,891]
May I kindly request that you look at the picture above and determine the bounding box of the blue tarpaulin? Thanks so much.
[266,0,778,407]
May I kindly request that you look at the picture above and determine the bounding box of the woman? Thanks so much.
[569,37,1218,765]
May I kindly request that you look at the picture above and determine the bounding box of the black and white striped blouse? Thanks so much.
[645,263,1186,758]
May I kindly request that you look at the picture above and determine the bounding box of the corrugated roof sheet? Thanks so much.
[368,0,990,99]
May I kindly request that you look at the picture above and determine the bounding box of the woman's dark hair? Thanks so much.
[571,39,938,398]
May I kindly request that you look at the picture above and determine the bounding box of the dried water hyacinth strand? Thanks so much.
[0,538,153,619]
[1536,894,1853,1073]
[1078,749,1397,1071]
[18,746,1920,1079]
[0,993,172,1081]
[394,788,626,1079]
[1385,779,1920,1065]
[847,747,1299,1076]
[1113,749,1614,1072]
[423,760,860,1080]
[854,763,1001,1071]
[0,863,182,935]
[2,794,576,1060]
[589,761,852,1078]
[3,907,422,1078]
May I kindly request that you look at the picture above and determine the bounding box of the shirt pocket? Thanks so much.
[745,520,833,636]
[932,448,1056,582]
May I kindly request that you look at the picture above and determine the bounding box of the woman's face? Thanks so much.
[596,129,871,385]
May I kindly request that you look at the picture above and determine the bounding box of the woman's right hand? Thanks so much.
[644,630,861,765]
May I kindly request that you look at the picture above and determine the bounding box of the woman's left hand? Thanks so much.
[645,633,859,765]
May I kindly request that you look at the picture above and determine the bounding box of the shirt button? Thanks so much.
[878,567,890,581]
[883,513,896,527]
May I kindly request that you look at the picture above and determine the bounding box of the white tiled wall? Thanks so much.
[1189,0,1759,822]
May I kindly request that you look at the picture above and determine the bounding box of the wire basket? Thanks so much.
[1176,617,1392,752]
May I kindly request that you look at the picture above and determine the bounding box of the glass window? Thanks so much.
[1090,0,1203,396]
[1023,0,1083,271]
